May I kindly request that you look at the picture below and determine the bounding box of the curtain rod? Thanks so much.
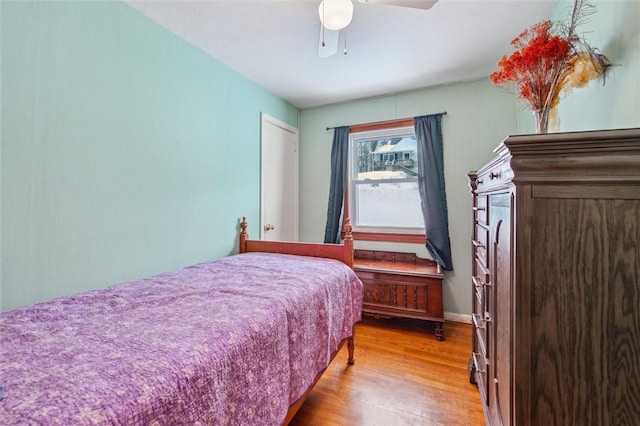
[325,111,447,131]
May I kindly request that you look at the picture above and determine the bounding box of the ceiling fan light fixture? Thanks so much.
[319,0,354,31]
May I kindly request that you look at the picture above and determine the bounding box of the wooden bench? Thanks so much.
[353,250,445,340]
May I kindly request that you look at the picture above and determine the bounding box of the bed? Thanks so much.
[0,218,363,425]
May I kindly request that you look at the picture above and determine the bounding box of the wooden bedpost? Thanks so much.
[239,217,248,254]
[344,218,356,366]
[347,327,355,365]
[343,218,354,268]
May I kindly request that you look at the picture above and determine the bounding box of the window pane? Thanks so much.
[356,182,424,228]
[355,137,417,180]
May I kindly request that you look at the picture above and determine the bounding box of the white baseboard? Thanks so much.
[444,312,472,324]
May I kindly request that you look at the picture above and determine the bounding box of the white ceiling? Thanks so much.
[125,0,558,109]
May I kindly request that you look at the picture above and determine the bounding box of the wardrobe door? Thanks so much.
[489,193,513,425]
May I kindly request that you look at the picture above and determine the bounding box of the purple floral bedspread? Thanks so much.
[0,253,363,425]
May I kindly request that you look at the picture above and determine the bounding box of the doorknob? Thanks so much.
[264,224,275,231]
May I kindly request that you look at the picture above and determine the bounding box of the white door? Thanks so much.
[261,113,299,241]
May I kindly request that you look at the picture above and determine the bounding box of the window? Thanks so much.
[348,125,425,238]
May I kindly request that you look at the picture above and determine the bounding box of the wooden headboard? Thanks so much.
[238,217,354,269]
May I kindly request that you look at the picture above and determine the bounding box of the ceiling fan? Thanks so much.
[318,0,438,58]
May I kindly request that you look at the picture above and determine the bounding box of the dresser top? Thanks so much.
[470,127,640,187]
[498,127,640,156]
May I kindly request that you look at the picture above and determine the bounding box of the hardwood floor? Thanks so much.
[289,317,485,426]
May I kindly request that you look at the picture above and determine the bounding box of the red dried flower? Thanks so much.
[490,0,611,112]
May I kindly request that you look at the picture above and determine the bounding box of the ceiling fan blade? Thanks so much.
[318,25,339,58]
[358,0,438,10]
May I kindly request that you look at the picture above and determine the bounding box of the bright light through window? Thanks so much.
[350,127,425,233]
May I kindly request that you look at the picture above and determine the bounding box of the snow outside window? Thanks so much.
[349,126,425,234]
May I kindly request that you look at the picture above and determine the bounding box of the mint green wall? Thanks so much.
[299,79,519,318]
[518,0,640,132]
[0,1,298,311]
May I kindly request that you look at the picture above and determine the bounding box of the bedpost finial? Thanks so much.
[344,218,353,241]
[239,217,249,254]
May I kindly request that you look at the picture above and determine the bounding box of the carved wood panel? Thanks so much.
[363,280,397,306]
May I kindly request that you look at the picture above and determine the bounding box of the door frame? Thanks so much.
[260,113,299,241]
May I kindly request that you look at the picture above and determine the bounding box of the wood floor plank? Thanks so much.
[289,317,485,426]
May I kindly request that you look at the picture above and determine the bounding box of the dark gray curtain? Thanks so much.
[415,114,453,271]
[323,126,349,243]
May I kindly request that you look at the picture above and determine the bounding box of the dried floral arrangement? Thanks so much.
[490,0,612,132]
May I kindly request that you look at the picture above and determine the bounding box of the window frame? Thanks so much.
[344,119,426,244]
